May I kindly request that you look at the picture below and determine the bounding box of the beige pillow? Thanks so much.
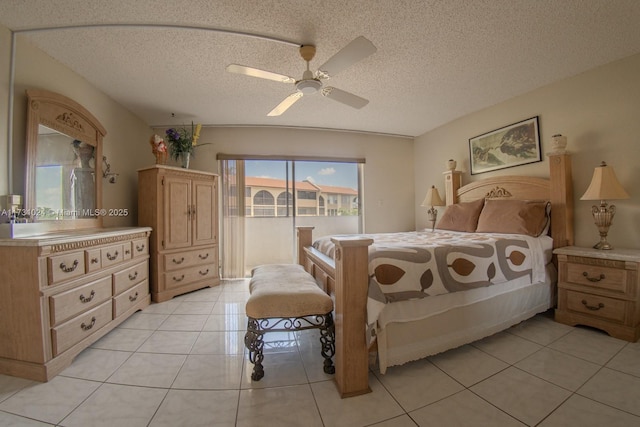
[436,198,485,232]
[476,199,548,236]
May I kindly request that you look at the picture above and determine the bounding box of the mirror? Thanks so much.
[25,90,106,228]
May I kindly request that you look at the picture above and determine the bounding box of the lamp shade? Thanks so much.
[421,185,445,207]
[581,161,630,201]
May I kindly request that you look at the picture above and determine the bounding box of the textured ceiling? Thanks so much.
[2,0,640,137]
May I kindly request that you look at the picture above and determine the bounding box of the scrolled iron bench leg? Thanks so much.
[245,317,265,381]
[320,312,336,374]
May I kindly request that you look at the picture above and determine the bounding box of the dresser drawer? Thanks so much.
[113,260,149,295]
[566,262,628,294]
[163,247,215,271]
[162,262,217,290]
[132,239,149,258]
[113,280,149,318]
[49,276,112,325]
[101,244,124,268]
[85,248,102,273]
[565,289,627,323]
[48,251,86,285]
[52,300,112,356]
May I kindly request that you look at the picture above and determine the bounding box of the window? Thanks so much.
[297,190,316,200]
[254,190,274,205]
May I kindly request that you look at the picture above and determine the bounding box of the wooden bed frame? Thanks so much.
[297,152,573,397]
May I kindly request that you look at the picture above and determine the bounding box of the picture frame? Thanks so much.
[469,116,541,175]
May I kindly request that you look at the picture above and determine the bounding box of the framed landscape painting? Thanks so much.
[469,116,541,175]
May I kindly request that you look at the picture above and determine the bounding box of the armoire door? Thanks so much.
[191,178,217,246]
[163,176,192,249]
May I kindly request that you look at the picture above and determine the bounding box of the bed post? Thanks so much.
[547,152,574,248]
[443,169,463,205]
[331,236,373,398]
[296,226,314,268]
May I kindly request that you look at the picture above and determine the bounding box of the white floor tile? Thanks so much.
[172,354,244,390]
[373,358,464,412]
[606,341,640,377]
[311,374,405,427]
[578,367,640,416]
[429,344,509,387]
[538,394,640,427]
[90,328,153,351]
[60,348,132,381]
[157,314,208,331]
[236,385,323,427]
[472,331,543,364]
[137,330,199,354]
[507,313,573,345]
[0,375,35,403]
[409,389,525,427]
[106,353,186,388]
[515,347,601,391]
[149,389,239,427]
[191,331,246,355]
[548,327,627,364]
[470,367,571,426]
[203,313,248,331]
[242,351,309,389]
[0,411,52,426]
[59,383,167,427]
[117,312,169,330]
[0,376,100,424]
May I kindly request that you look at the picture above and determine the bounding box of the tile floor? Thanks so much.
[1,279,640,426]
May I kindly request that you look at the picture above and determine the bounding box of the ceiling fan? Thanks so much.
[226,36,377,116]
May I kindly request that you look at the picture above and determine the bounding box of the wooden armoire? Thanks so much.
[138,165,220,302]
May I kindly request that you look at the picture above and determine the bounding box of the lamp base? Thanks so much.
[591,202,616,250]
[427,208,438,232]
[593,240,613,250]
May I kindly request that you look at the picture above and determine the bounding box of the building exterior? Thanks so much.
[245,177,358,217]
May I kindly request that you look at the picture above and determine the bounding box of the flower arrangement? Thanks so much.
[149,134,168,164]
[165,122,202,162]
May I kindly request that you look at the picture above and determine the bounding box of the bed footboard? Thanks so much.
[296,227,373,397]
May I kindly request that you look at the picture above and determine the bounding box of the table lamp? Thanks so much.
[580,161,629,250]
[421,185,445,231]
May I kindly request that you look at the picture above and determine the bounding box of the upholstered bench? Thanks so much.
[245,264,335,381]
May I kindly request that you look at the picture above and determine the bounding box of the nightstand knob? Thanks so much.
[582,299,605,311]
[583,272,605,282]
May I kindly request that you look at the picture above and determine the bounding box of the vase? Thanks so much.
[180,152,191,169]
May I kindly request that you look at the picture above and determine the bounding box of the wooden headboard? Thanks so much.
[444,152,574,249]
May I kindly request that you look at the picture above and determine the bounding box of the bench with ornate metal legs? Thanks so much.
[244,264,335,381]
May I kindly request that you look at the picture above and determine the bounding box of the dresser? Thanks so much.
[138,166,220,302]
[0,227,151,381]
[555,246,640,341]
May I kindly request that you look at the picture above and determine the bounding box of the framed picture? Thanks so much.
[469,116,541,175]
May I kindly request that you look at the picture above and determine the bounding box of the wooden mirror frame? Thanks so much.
[25,89,106,229]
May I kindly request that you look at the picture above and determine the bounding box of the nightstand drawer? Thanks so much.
[566,262,628,294]
[566,290,626,323]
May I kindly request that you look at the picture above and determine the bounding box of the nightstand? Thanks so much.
[554,246,640,342]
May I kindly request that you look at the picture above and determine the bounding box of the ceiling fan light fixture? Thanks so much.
[296,78,323,94]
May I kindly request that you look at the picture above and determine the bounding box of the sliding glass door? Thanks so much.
[220,158,362,277]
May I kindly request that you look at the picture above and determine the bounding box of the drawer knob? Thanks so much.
[199,253,209,260]
[136,244,145,252]
[129,292,139,302]
[583,272,605,282]
[173,274,185,282]
[125,249,131,255]
[79,290,95,303]
[91,257,99,264]
[199,269,209,276]
[106,251,119,261]
[172,257,185,265]
[582,299,605,311]
[60,260,79,273]
[128,271,139,281]
[81,316,96,331]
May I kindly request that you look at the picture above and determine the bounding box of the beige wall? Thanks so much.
[154,126,416,233]
[415,53,640,249]
[5,32,153,226]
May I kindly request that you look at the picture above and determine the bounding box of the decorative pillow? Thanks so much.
[476,199,549,236]
[436,198,485,232]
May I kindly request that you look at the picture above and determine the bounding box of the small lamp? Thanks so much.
[421,185,445,231]
[580,161,630,250]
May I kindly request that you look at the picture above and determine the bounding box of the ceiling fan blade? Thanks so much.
[321,87,369,109]
[317,36,377,78]
[267,92,304,116]
[226,64,295,84]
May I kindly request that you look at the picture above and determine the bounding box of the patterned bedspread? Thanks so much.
[312,230,551,327]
